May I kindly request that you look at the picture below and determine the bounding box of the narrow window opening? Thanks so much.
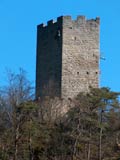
[77,72,79,75]
[57,30,61,37]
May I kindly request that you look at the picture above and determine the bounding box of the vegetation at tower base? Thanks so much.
[0,70,120,159]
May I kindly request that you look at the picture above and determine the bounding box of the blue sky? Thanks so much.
[0,0,120,91]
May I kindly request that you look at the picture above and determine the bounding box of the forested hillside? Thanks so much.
[0,69,120,160]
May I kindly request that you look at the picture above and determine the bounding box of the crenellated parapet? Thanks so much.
[37,15,100,31]
[37,16,63,30]
[62,15,100,30]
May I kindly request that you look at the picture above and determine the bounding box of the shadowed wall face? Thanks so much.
[36,18,62,98]
[36,16,100,99]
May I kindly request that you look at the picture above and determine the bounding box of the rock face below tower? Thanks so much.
[36,15,100,99]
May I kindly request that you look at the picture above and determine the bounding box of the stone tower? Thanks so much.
[36,15,100,98]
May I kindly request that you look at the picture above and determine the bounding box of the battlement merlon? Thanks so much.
[37,15,100,30]
[96,17,100,24]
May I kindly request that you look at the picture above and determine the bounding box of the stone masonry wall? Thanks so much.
[36,17,62,98]
[36,15,100,99]
[62,16,100,98]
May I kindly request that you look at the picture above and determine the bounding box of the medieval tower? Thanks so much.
[36,15,100,98]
